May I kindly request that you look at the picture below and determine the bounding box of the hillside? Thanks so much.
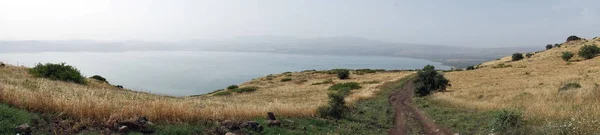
[433,37,600,133]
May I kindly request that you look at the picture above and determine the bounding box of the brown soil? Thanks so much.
[388,80,452,135]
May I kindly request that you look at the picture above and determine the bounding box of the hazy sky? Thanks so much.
[0,0,598,47]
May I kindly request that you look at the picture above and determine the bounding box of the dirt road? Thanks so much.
[388,80,452,135]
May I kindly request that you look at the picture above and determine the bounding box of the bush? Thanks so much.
[90,75,108,83]
[546,44,553,50]
[328,82,361,91]
[561,52,574,61]
[414,65,449,97]
[280,78,292,82]
[213,91,232,96]
[512,53,524,61]
[567,35,582,42]
[525,53,534,58]
[490,110,524,133]
[227,85,239,90]
[335,69,350,79]
[578,45,600,59]
[559,82,581,91]
[466,66,475,70]
[29,63,86,84]
[554,43,561,48]
[317,92,345,119]
[311,79,334,85]
[231,86,258,93]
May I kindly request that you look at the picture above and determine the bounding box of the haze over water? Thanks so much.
[0,51,449,96]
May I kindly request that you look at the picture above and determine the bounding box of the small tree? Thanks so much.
[578,45,600,59]
[90,75,108,83]
[414,65,449,97]
[567,35,582,42]
[317,92,346,119]
[561,52,574,61]
[335,69,350,79]
[512,53,524,61]
[545,44,553,50]
[29,63,86,84]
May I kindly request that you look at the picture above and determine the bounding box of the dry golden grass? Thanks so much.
[0,65,410,125]
[438,38,600,132]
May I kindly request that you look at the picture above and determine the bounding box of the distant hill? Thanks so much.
[0,37,539,68]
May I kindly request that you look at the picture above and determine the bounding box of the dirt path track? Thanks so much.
[388,80,452,135]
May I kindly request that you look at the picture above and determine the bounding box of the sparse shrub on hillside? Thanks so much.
[115,85,124,89]
[559,82,581,91]
[312,79,334,85]
[466,66,475,70]
[231,86,258,93]
[492,63,512,68]
[562,52,574,62]
[280,78,292,82]
[414,65,449,97]
[546,44,553,50]
[90,75,108,83]
[554,43,561,48]
[490,110,524,133]
[227,85,239,90]
[512,53,524,61]
[213,91,232,96]
[525,53,534,58]
[335,69,350,79]
[578,45,600,59]
[29,63,87,84]
[317,92,346,119]
[567,35,582,42]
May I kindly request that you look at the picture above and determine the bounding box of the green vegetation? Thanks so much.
[578,45,600,59]
[227,85,239,90]
[354,69,384,75]
[490,110,524,134]
[492,63,512,68]
[559,82,581,91]
[466,66,475,70]
[554,43,561,48]
[280,78,292,82]
[317,92,346,119]
[148,123,211,134]
[0,103,34,134]
[90,75,108,83]
[414,65,449,97]
[567,35,582,42]
[231,86,259,93]
[328,82,361,95]
[311,79,334,85]
[29,63,86,84]
[512,53,524,61]
[546,44,553,50]
[562,52,574,61]
[213,91,232,96]
[335,69,350,79]
[525,53,534,58]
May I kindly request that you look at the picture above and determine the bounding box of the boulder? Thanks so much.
[267,120,281,127]
[15,124,32,135]
[240,121,263,132]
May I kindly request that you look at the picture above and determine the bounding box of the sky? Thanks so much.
[0,0,598,47]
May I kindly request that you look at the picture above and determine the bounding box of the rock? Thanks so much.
[15,124,31,135]
[117,116,152,133]
[267,112,277,120]
[118,126,129,133]
[241,121,263,132]
[225,132,237,135]
[267,120,281,127]
[220,120,240,130]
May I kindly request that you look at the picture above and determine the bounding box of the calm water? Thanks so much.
[0,51,449,96]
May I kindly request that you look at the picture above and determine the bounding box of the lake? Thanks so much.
[0,51,449,96]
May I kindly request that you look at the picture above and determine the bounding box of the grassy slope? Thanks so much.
[0,103,34,134]
[420,37,600,134]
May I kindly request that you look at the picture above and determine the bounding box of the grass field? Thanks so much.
[0,64,410,128]
[434,38,600,133]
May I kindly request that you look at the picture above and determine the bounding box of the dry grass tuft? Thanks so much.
[439,38,600,132]
[0,65,410,125]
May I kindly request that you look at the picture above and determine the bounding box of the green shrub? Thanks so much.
[280,78,292,82]
[466,66,475,70]
[492,63,512,68]
[227,85,239,90]
[90,75,108,83]
[213,91,232,96]
[525,53,534,58]
[328,82,361,91]
[490,110,524,133]
[334,69,350,79]
[546,44,553,50]
[554,43,561,48]
[578,45,600,59]
[311,79,334,85]
[231,86,258,93]
[512,53,524,61]
[559,82,581,91]
[29,63,86,84]
[0,104,34,134]
[567,35,582,42]
[562,52,574,61]
[414,65,449,97]
[317,92,345,119]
